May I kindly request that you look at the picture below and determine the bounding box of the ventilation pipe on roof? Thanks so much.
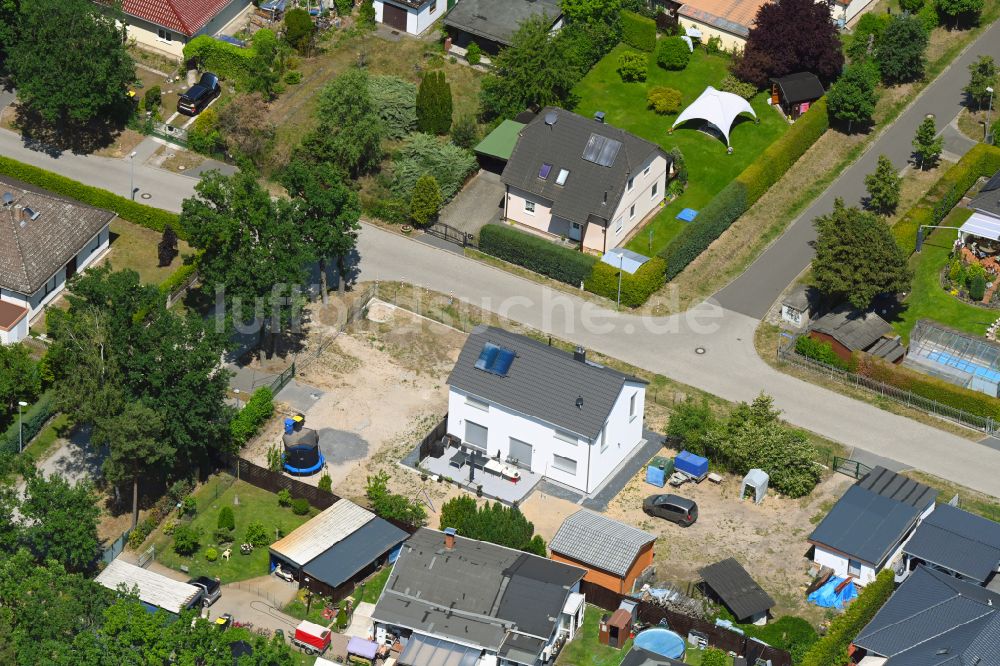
[574,346,586,363]
[602,191,608,206]
[576,396,584,410]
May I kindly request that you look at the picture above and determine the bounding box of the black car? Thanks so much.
[177,73,221,115]
[188,575,222,606]
[643,494,698,526]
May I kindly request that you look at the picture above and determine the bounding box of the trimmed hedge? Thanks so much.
[893,143,1000,253]
[183,34,257,86]
[0,390,55,455]
[0,156,184,238]
[158,262,198,296]
[585,257,667,307]
[659,98,828,280]
[854,352,1000,421]
[479,224,597,286]
[800,569,895,666]
[230,387,274,447]
[621,10,657,52]
[796,334,851,370]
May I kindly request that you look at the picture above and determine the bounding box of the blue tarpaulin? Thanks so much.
[216,35,246,48]
[676,208,698,222]
[808,576,858,609]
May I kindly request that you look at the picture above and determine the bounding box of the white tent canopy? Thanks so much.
[672,86,757,146]
[960,212,1000,242]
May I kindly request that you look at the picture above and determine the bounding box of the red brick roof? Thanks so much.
[121,0,234,36]
[0,300,28,332]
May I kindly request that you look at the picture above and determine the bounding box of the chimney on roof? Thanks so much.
[594,111,606,123]
[574,346,586,363]
[444,527,457,550]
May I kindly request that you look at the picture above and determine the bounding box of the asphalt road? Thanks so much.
[713,19,1000,317]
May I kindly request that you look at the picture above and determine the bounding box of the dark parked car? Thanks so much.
[643,494,698,526]
[177,73,221,115]
[189,576,222,606]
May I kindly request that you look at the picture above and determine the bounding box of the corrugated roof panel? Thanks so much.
[96,560,201,614]
[550,510,655,577]
[270,499,375,566]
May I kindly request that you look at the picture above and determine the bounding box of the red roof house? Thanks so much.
[106,0,251,57]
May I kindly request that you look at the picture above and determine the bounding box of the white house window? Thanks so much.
[848,559,862,577]
[630,393,637,420]
[627,176,634,191]
[556,169,569,186]
[524,200,535,214]
[429,1,437,12]
[554,429,577,446]
[466,395,489,411]
[615,217,623,236]
[600,428,608,452]
[651,182,658,199]
[465,421,488,450]
[643,164,650,176]
[629,204,636,220]
[157,28,172,42]
[552,454,577,475]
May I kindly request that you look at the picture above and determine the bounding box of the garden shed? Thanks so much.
[740,469,769,504]
[770,72,825,120]
[697,558,774,624]
[96,560,202,615]
[672,86,756,147]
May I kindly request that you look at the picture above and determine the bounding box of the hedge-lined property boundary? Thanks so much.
[0,156,184,238]
[621,10,656,52]
[585,256,667,307]
[892,143,1000,253]
[661,97,830,280]
[800,569,894,666]
[479,224,597,286]
[183,33,262,87]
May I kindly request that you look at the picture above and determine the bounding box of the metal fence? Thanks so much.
[426,222,477,249]
[833,456,873,480]
[269,362,296,395]
[101,528,132,565]
[151,122,189,146]
[777,339,997,435]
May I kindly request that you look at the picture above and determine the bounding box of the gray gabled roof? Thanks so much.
[443,0,561,47]
[970,170,1000,219]
[698,558,775,622]
[858,466,938,510]
[620,647,686,666]
[809,487,920,566]
[810,307,895,353]
[854,566,1000,665]
[549,510,655,577]
[770,72,825,105]
[0,178,114,295]
[903,504,1000,584]
[301,516,408,589]
[447,327,646,440]
[501,107,667,228]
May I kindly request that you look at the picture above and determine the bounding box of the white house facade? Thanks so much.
[113,0,252,60]
[374,0,446,35]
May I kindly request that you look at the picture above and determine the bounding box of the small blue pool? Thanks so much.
[633,627,686,659]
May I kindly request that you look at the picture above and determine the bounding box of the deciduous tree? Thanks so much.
[0,343,39,424]
[21,472,101,572]
[439,496,547,555]
[864,155,902,216]
[812,198,912,309]
[283,7,315,54]
[0,0,20,77]
[964,55,998,110]
[560,0,623,26]
[732,0,843,87]
[936,0,984,26]
[300,68,384,177]
[912,116,943,169]
[877,14,928,84]
[826,61,880,132]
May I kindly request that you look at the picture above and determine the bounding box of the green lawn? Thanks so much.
[105,218,192,287]
[573,44,789,256]
[357,565,392,604]
[152,476,314,584]
[893,208,992,343]
[557,605,633,666]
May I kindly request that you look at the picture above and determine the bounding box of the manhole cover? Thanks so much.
[178,165,186,170]
[141,193,152,200]
[695,347,706,355]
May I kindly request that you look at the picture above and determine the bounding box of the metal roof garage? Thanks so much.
[269,498,408,599]
[96,560,202,614]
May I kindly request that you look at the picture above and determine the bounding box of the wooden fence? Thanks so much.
[417,416,449,460]
[228,455,340,510]
[578,581,792,666]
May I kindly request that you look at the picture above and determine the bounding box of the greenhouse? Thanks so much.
[904,320,1000,397]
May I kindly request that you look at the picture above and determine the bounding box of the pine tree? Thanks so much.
[157,224,178,267]
[416,71,434,134]
[912,116,943,170]
[437,71,453,135]
[410,174,442,225]
[864,155,902,216]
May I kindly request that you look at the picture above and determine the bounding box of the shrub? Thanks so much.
[801,570,894,666]
[720,74,758,100]
[970,272,987,301]
[916,1,940,33]
[705,35,724,55]
[621,10,657,51]
[318,474,333,493]
[364,196,411,224]
[647,86,682,114]
[359,0,376,26]
[584,256,667,307]
[291,498,310,515]
[479,224,597,285]
[743,616,818,662]
[158,225,178,267]
[948,258,964,283]
[143,86,162,113]
[283,8,315,54]
[670,147,687,184]
[181,496,197,516]
[368,75,417,140]
[284,70,302,85]
[277,488,292,507]
[218,506,235,532]
[657,37,690,70]
[187,108,225,156]
[230,387,274,446]
[410,174,442,226]
[366,471,427,527]
[244,520,269,547]
[205,547,219,562]
[900,0,924,11]
[795,335,851,370]
[701,649,728,666]
[213,528,234,544]
[173,524,201,556]
[450,115,479,149]
[183,35,256,85]
[127,518,157,550]
[617,51,648,82]
[465,41,482,66]
[666,397,716,455]
[390,133,477,203]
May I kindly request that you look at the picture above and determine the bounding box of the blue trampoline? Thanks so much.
[676,208,698,222]
[633,628,686,660]
[283,426,325,476]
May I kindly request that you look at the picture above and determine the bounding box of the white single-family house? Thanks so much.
[374,0,447,35]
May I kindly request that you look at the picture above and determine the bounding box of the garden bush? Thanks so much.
[621,10,657,51]
[213,528,233,544]
[655,11,679,34]
[795,335,851,370]
[143,86,162,113]
[290,498,310,515]
[584,257,667,307]
[647,86,682,114]
[277,488,292,507]
[127,518,157,550]
[173,524,201,556]
[970,272,986,301]
[656,37,690,70]
[183,34,258,86]
[244,521,269,547]
[801,570,894,666]
[479,224,597,286]
[390,133,477,203]
[743,616,818,662]
[363,195,410,224]
[617,51,648,82]
[187,108,225,156]
[318,474,333,493]
[0,157,182,238]
[465,41,482,66]
[700,649,728,666]
[719,74,757,100]
[665,396,716,455]
[284,70,302,85]
[205,547,219,562]
[181,496,198,517]
[230,387,274,446]
[218,506,235,532]
[916,1,940,33]
[368,76,417,140]
[705,35,724,55]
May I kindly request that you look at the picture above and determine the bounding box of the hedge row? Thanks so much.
[621,10,657,52]
[479,224,597,286]
[158,262,198,296]
[893,143,1000,253]
[0,156,184,238]
[659,98,829,280]
[230,387,274,447]
[854,352,1000,421]
[584,256,667,307]
[0,390,56,455]
[183,34,258,86]
[800,569,895,666]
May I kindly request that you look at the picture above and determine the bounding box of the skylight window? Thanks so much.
[474,342,517,377]
[538,163,552,179]
[556,169,569,186]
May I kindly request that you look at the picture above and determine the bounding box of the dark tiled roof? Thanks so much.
[444,0,561,46]
[120,0,237,36]
[501,107,666,227]
[854,566,1000,665]
[301,517,408,589]
[698,558,775,622]
[858,466,938,510]
[372,528,585,652]
[970,169,1000,219]
[770,72,825,105]
[0,179,114,295]
[550,510,655,577]
[810,307,895,353]
[447,327,646,440]
[809,486,921,566]
[902,504,1000,584]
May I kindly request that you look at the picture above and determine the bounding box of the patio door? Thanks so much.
[464,421,488,451]
[508,437,533,469]
[569,222,583,241]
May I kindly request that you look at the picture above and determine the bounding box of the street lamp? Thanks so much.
[986,86,995,145]
[129,150,138,200]
[17,401,27,453]
[616,252,624,311]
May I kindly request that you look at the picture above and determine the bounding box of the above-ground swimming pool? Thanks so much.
[633,628,686,659]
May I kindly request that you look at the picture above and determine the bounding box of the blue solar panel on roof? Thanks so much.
[474,343,516,376]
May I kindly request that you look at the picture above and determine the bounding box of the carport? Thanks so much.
[474,119,525,173]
